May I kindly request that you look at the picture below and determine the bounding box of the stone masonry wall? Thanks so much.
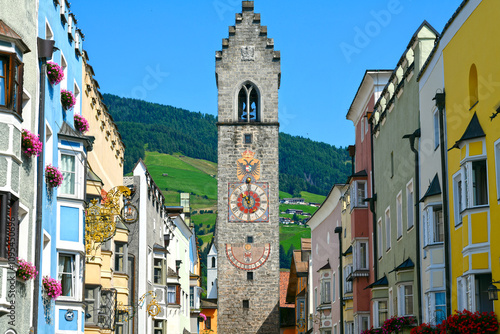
[216,2,280,333]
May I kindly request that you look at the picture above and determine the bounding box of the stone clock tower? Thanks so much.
[215,1,280,333]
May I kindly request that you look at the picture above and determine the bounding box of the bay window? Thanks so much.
[114,242,127,273]
[320,277,331,304]
[60,154,76,195]
[351,180,367,208]
[398,284,413,316]
[167,285,177,304]
[0,52,23,116]
[453,157,488,224]
[374,300,388,328]
[344,265,353,294]
[153,257,164,284]
[58,253,75,297]
[423,205,444,246]
[354,241,368,271]
[85,285,100,325]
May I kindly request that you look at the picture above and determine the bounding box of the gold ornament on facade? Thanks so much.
[85,186,139,256]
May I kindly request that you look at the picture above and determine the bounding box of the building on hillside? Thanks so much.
[441,0,500,318]
[36,0,90,332]
[369,21,438,328]
[215,1,281,332]
[125,160,172,334]
[81,49,130,334]
[285,239,311,334]
[0,1,38,332]
[279,271,295,333]
[346,70,391,331]
[308,184,346,334]
[281,198,305,205]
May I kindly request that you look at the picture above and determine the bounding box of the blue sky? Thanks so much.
[71,0,463,148]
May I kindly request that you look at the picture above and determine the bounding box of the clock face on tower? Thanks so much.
[228,181,269,222]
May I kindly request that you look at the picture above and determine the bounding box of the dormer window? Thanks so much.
[238,82,259,122]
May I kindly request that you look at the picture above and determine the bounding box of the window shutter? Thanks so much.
[16,62,23,116]
[7,54,14,109]
[176,285,180,305]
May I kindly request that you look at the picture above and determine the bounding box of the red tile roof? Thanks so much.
[280,271,294,308]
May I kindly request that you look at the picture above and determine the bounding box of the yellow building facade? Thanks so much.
[443,0,500,316]
[82,51,129,333]
[341,187,354,331]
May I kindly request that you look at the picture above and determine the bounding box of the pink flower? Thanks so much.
[74,114,89,133]
[46,61,64,85]
[21,129,43,157]
[16,258,38,281]
[42,276,62,300]
[61,89,77,110]
[45,164,64,188]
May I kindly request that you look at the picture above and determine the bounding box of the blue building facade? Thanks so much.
[37,0,88,332]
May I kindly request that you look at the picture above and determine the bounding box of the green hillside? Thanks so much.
[143,151,319,272]
[104,93,351,196]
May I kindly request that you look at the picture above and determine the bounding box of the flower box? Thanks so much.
[45,164,63,188]
[61,89,76,110]
[74,114,89,133]
[47,61,64,85]
[42,276,62,300]
[16,258,38,281]
[21,129,43,157]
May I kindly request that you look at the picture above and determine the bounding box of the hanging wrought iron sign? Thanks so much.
[85,186,138,256]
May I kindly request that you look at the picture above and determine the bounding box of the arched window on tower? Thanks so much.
[238,82,259,122]
[211,257,216,268]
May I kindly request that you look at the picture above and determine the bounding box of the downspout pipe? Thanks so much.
[403,128,422,325]
[368,113,378,279]
[33,37,54,334]
[335,226,343,334]
[434,91,451,318]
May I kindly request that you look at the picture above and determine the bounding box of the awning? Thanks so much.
[365,275,388,289]
[389,258,414,273]
[420,174,441,202]
[450,112,485,150]
[342,246,352,256]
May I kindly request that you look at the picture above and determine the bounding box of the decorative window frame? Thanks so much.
[373,299,388,328]
[406,179,414,230]
[385,207,391,251]
[423,202,444,247]
[397,283,414,316]
[396,191,403,239]
[0,49,24,117]
[377,218,383,259]
[56,251,81,301]
[57,141,85,200]
[353,239,369,271]
[350,180,367,209]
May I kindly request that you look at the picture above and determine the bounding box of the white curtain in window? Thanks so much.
[59,254,73,296]
[61,154,76,195]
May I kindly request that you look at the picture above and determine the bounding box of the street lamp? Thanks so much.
[488,281,500,301]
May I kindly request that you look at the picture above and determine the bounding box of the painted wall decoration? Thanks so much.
[237,150,260,181]
[225,243,271,270]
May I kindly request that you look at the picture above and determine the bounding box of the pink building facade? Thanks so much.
[308,185,346,334]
